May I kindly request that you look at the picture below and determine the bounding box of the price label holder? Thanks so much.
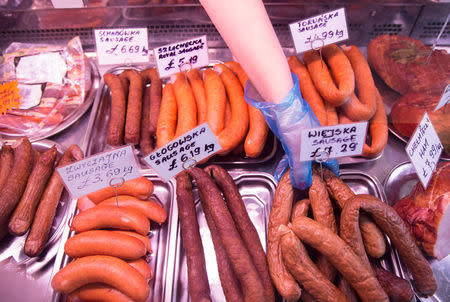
[154,35,209,78]
[57,145,141,198]
[435,84,450,112]
[300,121,368,162]
[0,80,21,115]
[51,0,84,8]
[143,123,221,181]
[94,28,149,65]
[289,7,349,54]
[406,113,443,189]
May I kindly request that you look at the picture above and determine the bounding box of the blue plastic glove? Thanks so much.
[244,73,339,189]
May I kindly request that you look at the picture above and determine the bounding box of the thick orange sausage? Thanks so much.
[214,64,249,154]
[97,195,166,224]
[87,176,153,203]
[187,69,208,124]
[9,146,57,236]
[71,206,150,236]
[325,102,339,125]
[172,72,198,138]
[104,73,126,146]
[67,283,134,302]
[288,55,327,126]
[119,69,144,144]
[203,68,227,135]
[0,144,13,191]
[156,83,177,148]
[25,145,84,257]
[362,88,388,158]
[113,231,152,253]
[127,258,152,280]
[64,230,146,259]
[51,255,149,302]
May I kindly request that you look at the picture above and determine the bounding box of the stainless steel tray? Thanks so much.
[0,139,72,294]
[1,58,100,143]
[168,170,276,302]
[50,172,176,302]
[384,162,448,302]
[84,64,278,165]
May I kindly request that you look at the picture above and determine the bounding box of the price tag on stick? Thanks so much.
[143,123,221,181]
[94,28,149,65]
[406,113,443,189]
[57,145,141,198]
[154,35,209,78]
[300,122,368,162]
[289,7,349,53]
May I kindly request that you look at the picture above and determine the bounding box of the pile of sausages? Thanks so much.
[104,62,270,158]
[176,165,274,302]
[268,167,437,302]
[288,44,388,158]
[0,138,83,257]
[51,176,167,302]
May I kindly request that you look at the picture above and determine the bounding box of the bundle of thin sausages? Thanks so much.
[288,44,388,158]
[51,177,167,302]
[175,165,275,302]
[0,138,83,257]
[268,167,437,302]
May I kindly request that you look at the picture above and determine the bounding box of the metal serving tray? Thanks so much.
[50,172,176,302]
[1,58,100,143]
[384,162,449,302]
[0,139,72,300]
[168,170,276,302]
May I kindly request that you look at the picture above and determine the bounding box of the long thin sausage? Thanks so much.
[139,86,153,154]
[0,144,13,191]
[25,144,83,257]
[9,146,57,236]
[187,69,208,124]
[104,73,126,146]
[172,72,198,138]
[156,83,177,148]
[203,68,226,135]
[175,172,212,302]
[51,255,149,302]
[187,167,266,302]
[362,88,388,158]
[205,165,273,302]
[267,170,301,302]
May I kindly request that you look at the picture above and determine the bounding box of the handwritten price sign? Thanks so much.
[57,145,141,198]
[406,113,443,189]
[289,7,349,53]
[155,35,209,78]
[94,28,149,65]
[300,122,367,162]
[143,123,221,181]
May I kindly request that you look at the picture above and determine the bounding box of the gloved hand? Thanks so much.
[245,73,339,189]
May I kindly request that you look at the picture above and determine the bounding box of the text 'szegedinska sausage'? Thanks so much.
[187,167,266,302]
[205,165,273,302]
[9,146,57,236]
[104,73,126,146]
[175,172,212,302]
[340,194,437,296]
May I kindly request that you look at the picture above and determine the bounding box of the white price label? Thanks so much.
[154,35,209,78]
[143,123,221,181]
[51,0,84,8]
[94,28,149,65]
[435,84,450,111]
[289,7,349,54]
[406,113,443,189]
[57,145,141,198]
[300,122,367,162]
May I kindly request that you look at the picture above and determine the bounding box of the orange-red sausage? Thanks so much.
[113,230,152,253]
[172,72,198,138]
[87,176,153,203]
[362,88,388,158]
[156,83,177,148]
[127,258,152,280]
[67,283,134,302]
[187,69,208,124]
[203,68,226,135]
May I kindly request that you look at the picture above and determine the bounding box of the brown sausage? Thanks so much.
[205,165,273,302]
[64,230,146,260]
[267,169,301,302]
[104,73,126,146]
[187,167,266,302]
[372,263,415,302]
[9,146,57,236]
[337,274,359,302]
[291,199,310,222]
[139,86,154,154]
[25,144,83,257]
[279,226,349,302]
[290,216,388,302]
[321,167,386,258]
[197,184,244,302]
[119,69,144,144]
[0,144,14,191]
[340,194,437,296]
[66,283,134,302]
[71,205,150,236]
[0,138,33,239]
[51,255,149,302]
[175,172,212,302]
